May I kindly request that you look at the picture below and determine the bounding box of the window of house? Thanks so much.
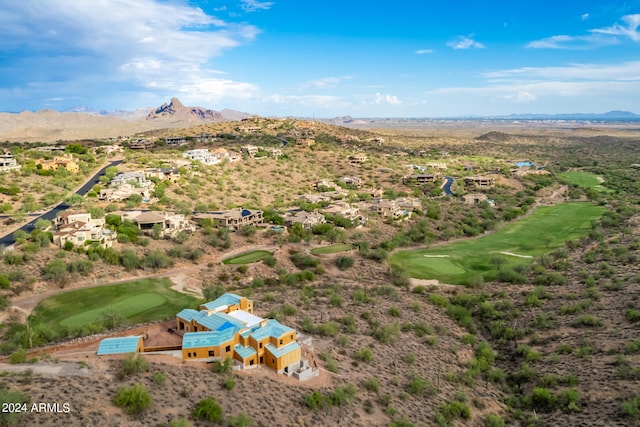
[225,345,231,352]
[259,342,262,349]
[188,352,191,358]
[208,350,214,357]
[280,339,283,345]
[290,334,293,340]
[250,360,254,366]
[272,358,275,364]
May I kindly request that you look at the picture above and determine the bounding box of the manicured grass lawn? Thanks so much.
[390,203,605,285]
[311,244,354,255]
[222,250,272,264]
[31,278,201,334]
[559,171,613,193]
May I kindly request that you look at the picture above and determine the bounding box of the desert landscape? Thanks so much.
[0,103,638,427]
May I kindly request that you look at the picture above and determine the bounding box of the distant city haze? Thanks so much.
[1,1,639,116]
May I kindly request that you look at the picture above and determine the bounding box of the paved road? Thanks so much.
[0,159,123,247]
[442,176,455,196]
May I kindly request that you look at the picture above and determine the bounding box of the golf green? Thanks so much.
[311,244,354,255]
[222,250,272,264]
[390,202,605,285]
[32,278,201,334]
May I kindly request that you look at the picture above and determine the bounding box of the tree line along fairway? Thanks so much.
[390,202,605,285]
[31,278,201,336]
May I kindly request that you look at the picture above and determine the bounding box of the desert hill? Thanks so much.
[0,98,251,142]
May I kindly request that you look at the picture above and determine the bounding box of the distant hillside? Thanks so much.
[0,98,253,142]
[146,97,250,123]
[497,111,640,120]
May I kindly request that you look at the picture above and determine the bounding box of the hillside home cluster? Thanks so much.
[183,148,240,165]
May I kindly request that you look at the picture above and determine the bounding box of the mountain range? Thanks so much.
[0,98,251,142]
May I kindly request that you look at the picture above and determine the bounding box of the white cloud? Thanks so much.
[591,14,640,41]
[528,14,640,49]
[415,49,434,54]
[301,76,353,90]
[483,61,640,82]
[581,13,590,21]
[0,0,260,105]
[447,36,485,50]
[241,0,275,12]
[264,94,351,110]
[372,93,402,105]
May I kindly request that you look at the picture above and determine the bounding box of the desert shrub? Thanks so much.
[363,377,380,393]
[335,256,354,270]
[387,307,401,317]
[560,389,581,412]
[212,357,232,374]
[483,413,505,427]
[222,377,236,390]
[305,391,328,410]
[407,375,435,396]
[625,309,640,323]
[169,418,191,427]
[42,259,68,283]
[227,413,256,427]
[622,396,640,419]
[8,348,27,364]
[372,323,401,343]
[531,387,557,412]
[438,400,471,422]
[328,384,357,406]
[113,383,151,415]
[428,293,449,307]
[193,398,223,424]
[116,354,149,380]
[353,347,374,363]
[152,372,166,385]
[574,315,604,328]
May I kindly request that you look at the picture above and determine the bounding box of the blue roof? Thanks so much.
[201,293,244,311]
[250,319,295,341]
[182,329,237,349]
[241,209,251,217]
[265,342,300,358]
[176,308,200,322]
[193,311,246,332]
[97,336,141,355]
[234,345,257,359]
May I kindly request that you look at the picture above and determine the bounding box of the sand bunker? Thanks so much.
[500,251,533,258]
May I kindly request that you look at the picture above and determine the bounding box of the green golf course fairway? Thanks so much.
[311,243,354,255]
[222,250,272,264]
[559,171,613,193]
[32,278,201,334]
[390,202,605,285]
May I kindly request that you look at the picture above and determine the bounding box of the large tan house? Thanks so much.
[176,294,304,374]
[192,208,264,230]
[35,155,79,173]
[53,212,116,248]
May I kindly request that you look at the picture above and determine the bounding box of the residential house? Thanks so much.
[403,174,438,185]
[110,172,149,187]
[340,176,362,188]
[425,162,447,170]
[283,210,326,230]
[35,154,80,173]
[366,199,410,220]
[130,211,196,238]
[194,133,213,143]
[314,179,337,190]
[0,155,21,173]
[462,193,488,205]
[175,294,305,375]
[183,149,221,165]
[210,148,241,163]
[192,208,264,231]
[97,145,123,155]
[241,145,259,157]
[165,136,187,147]
[236,126,261,134]
[464,176,495,189]
[99,171,155,202]
[53,212,116,248]
[396,197,423,211]
[128,139,154,150]
[322,202,366,224]
[144,167,180,183]
[348,153,368,164]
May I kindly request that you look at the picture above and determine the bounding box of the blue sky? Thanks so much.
[1,0,639,117]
